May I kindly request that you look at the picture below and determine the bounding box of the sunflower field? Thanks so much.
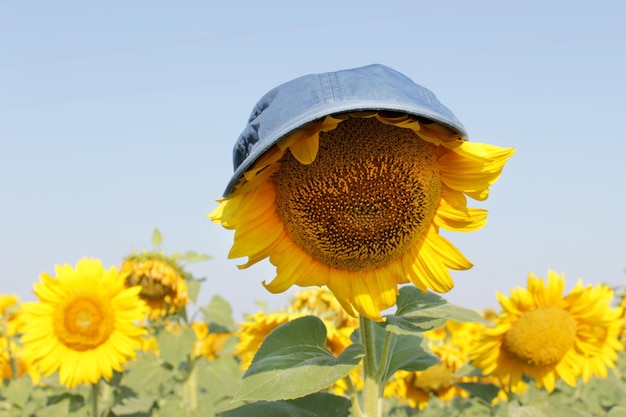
[2,67,625,417]
[1,229,625,417]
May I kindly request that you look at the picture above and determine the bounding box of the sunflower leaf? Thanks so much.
[151,228,163,247]
[200,295,237,333]
[123,351,172,394]
[110,391,157,415]
[383,287,488,335]
[235,316,365,401]
[353,324,438,381]
[219,392,351,417]
[454,382,500,404]
[1,375,33,409]
[183,250,213,263]
[383,331,439,381]
[186,277,201,303]
[195,357,242,406]
[157,325,197,366]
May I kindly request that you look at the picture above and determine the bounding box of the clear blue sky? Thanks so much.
[2,0,625,320]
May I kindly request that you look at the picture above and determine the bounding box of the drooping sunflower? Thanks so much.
[470,271,624,393]
[19,258,147,388]
[210,64,514,320]
[120,253,189,320]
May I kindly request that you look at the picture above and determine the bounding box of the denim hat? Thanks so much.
[225,64,467,197]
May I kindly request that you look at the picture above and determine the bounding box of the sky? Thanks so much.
[1,0,625,321]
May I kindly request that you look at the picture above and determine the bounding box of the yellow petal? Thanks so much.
[434,186,488,232]
[289,132,319,165]
[438,141,515,201]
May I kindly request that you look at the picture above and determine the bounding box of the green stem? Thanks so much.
[91,381,99,417]
[359,316,381,417]
[344,376,364,417]
[373,331,393,381]
[7,342,18,380]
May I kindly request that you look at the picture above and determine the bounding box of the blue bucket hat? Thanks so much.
[225,63,467,197]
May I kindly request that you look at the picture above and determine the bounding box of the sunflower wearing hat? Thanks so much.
[210,64,514,320]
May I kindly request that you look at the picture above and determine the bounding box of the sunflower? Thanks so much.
[120,253,189,320]
[236,310,295,369]
[237,289,359,369]
[211,110,513,320]
[19,258,147,388]
[0,294,22,337]
[191,321,234,360]
[289,288,359,331]
[0,338,40,382]
[470,271,624,393]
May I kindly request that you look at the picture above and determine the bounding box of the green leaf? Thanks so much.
[2,375,33,408]
[351,324,438,381]
[123,351,172,394]
[607,406,626,417]
[384,332,439,380]
[196,357,242,404]
[152,228,163,246]
[384,287,488,335]
[219,392,351,417]
[186,278,201,304]
[35,398,72,417]
[110,391,156,416]
[157,398,207,417]
[201,295,237,333]
[236,316,365,401]
[455,381,500,404]
[157,325,197,366]
[507,403,549,417]
[183,250,212,263]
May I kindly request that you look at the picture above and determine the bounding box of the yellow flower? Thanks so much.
[237,289,359,369]
[470,271,624,393]
[0,294,22,337]
[191,321,233,360]
[0,337,39,382]
[121,254,189,320]
[210,112,514,320]
[290,288,359,331]
[236,310,295,369]
[20,258,147,388]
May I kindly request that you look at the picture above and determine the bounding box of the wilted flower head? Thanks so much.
[121,253,190,320]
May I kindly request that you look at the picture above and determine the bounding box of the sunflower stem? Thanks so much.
[373,330,393,382]
[91,381,99,417]
[344,376,365,417]
[6,340,18,380]
[359,316,382,417]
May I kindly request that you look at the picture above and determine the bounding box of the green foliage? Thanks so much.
[383,286,489,335]
[236,316,365,401]
[156,326,196,367]
[4,256,626,417]
[201,295,237,333]
[352,323,440,382]
[151,228,163,248]
[220,392,351,417]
